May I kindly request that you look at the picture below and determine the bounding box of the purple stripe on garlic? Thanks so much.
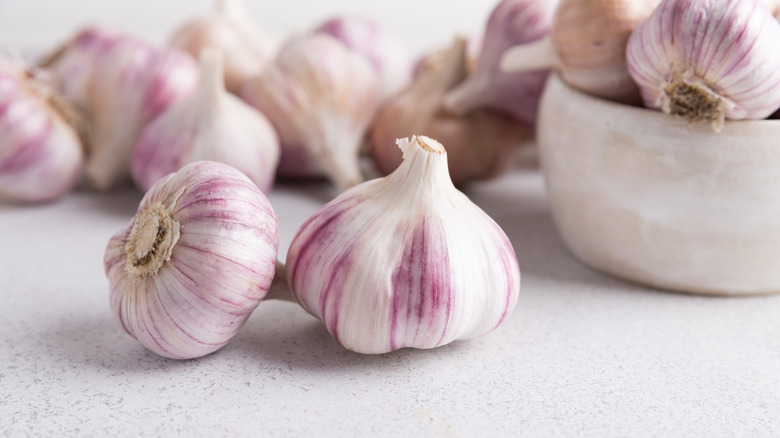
[131,49,280,193]
[626,0,780,128]
[286,135,520,354]
[104,161,279,359]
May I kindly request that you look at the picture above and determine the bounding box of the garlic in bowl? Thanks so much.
[538,73,780,295]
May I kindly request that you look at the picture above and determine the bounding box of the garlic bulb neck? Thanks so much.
[124,190,183,277]
[383,136,453,199]
[195,48,224,111]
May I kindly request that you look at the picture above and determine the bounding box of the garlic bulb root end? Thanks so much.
[124,200,181,277]
[660,73,730,131]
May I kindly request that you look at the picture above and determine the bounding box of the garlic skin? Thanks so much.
[0,60,84,203]
[86,39,198,191]
[131,49,279,193]
[444,0,558,128]
[372,38,530,184]
[241,34,381,191]
[104,161,279,359]
[286,136,520,354]
[313,16,412,98]
[169,0,278,94]
[626,0,780,127]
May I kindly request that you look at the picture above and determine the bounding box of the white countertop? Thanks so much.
[2,161,779,437]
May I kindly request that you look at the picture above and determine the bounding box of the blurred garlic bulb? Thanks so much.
[0,59,84,203]
[501,0,661,105]
[313,16,412,98]
[372,38,530,184]
[444,0,558,128]
[104,161,279,359]
[242,34,381,191]
[627,0,780,129]
[86,38,198,191]
[286,136,520,354]
[169,0,278,94]
[131,49,280,193]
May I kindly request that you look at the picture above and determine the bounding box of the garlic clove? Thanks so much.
[312,16,412,99]
[627,0,780,128]
[104,160,279,359]
[286,135,520,354]
[443,0,558,129]
[0,59,84,203]
[371,38,531,184]
[169,0,278,94]
[131,48,280,193]
[241,34,382,192]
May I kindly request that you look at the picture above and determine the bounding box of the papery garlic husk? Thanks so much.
[241,34,381,192]
[286,135,521,354]
[313,16,412,99]
[444,0,557,129]
[626,0,780,128]
[169,0,278,94]
[104,161,279,359]
[86,38,198,191]
[131,49,280,193]
[0,59,84,203]
[372,38,530,184]
[501,0,661,105]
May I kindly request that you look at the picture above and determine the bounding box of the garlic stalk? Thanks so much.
[104,161,279,359]
[371,38,530,184]
[500,0,661,105]
[169,0,278,94]
[626,0,780,129]
[444,0,558,128]
[131,49,280,193]
[286,135,521,354]
[241,34,381,191]
[0,59,84,203]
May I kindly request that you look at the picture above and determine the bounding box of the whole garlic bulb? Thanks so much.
[241,34,381,191]
[444,0,558,128]
[313,16,412,98]
[86,38,198,191]
[169,0,278,94]
[131,49,280,193]
[286,136,521,354]
[501,0,661,105]
[626,0,780,128]
[0,60,84,203]
[104,161,279,359]
[372,38,530,184]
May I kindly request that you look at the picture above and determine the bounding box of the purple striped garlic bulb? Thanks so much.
[131,49,280,193]
[241,34,382,192]
[104,161,279,359]
[627,0,780,129]
[0,59,84,203]
[285,135,521,354]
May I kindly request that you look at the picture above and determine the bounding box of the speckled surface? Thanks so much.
[2,166,779,437]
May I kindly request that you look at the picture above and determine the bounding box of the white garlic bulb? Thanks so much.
[285,135,521,354]
[0,60,84,203]
[169,0,278,94]
[241,34,381,192]
[85,39,198,191]
[131,49,280,193]
[104,161,279,359]
[627,0,780,128]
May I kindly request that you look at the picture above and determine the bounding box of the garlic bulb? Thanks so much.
[131,49,280,193]
[241,34,381,191]
[169,0,278,94]
[0,60,84,203]
[313,16,412,98]
[86,39,198,191]
[372,38,530,184]
[626,0,780,128]
[501,0,661,105]
[104,160,279,359]
[444,0,558,128]
[286,136,521,354]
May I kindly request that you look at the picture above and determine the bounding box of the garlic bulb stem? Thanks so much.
[263,262,297,303]
[499,36,559,73]
[195,49,223,110]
